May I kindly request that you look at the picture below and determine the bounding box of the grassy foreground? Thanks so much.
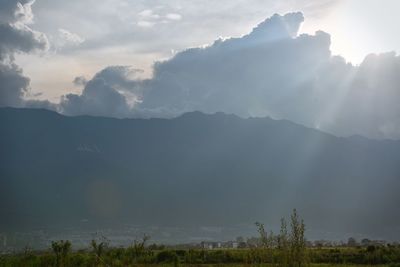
[1,247,400,267]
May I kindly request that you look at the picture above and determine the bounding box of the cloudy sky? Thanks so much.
[1,0,400,139]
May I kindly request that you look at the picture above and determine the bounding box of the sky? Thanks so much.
[1,0,400,139]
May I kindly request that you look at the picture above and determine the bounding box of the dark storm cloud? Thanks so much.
[0,23,48,59]
[0,62,29,107]
[0,0,48,107]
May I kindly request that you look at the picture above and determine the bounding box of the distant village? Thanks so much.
[190,238,394,250]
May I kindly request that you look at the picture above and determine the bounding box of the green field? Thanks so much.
[1,246,400,267]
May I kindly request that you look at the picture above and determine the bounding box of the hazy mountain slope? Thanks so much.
[0,108,399,238]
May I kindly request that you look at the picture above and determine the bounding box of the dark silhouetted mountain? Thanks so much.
[1,107,400,239]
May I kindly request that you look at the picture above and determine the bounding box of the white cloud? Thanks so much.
[58,28,85,46]
[138,9,160,20]
[137,20,156,28]
[165,13,182,21]
[136,9,182,28]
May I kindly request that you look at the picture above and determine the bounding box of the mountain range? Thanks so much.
[1,107,399,240]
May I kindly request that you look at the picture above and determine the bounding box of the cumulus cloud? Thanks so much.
[60,66,143,118]
[0,0,48,108]
[58,12,400,139]
[138,12,331,121]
